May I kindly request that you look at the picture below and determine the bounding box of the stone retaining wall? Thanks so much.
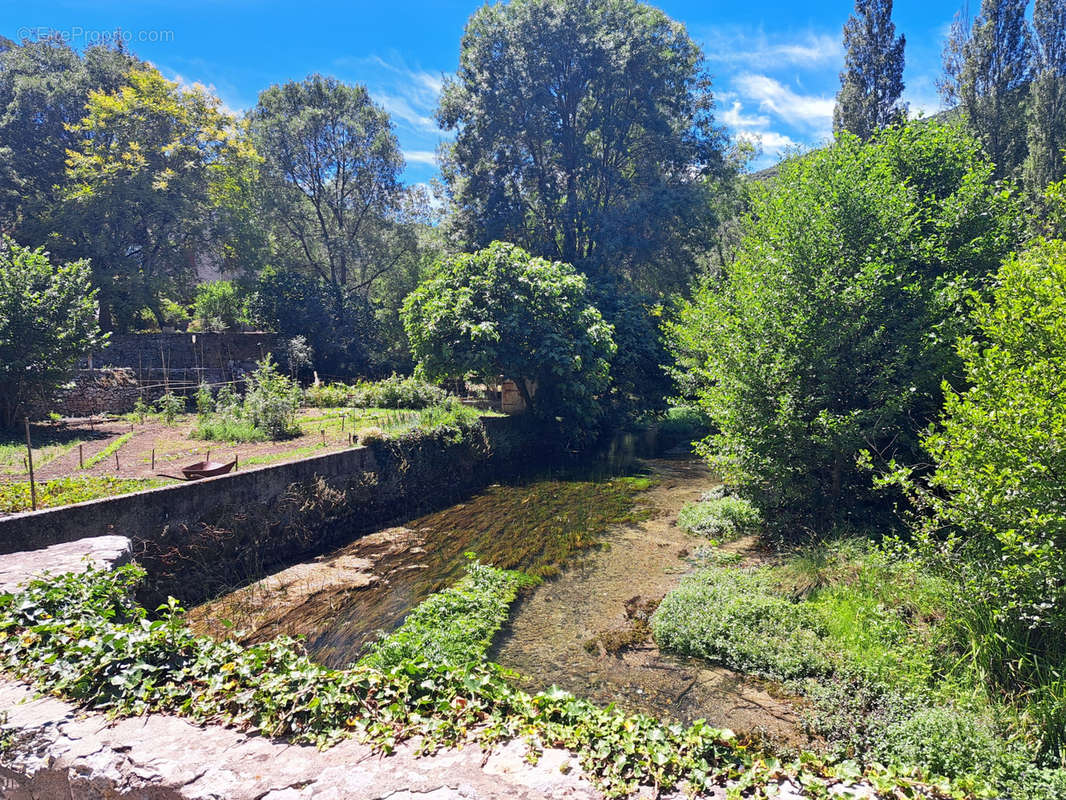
[83,332,280,374]
[0,416,527,607]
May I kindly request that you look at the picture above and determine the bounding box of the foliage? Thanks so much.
[303,383,351,408]
[676,496,761,542]
[195,382,213,418]
[64,67,252,330]
[242,356,303,438]
[190,418,268,444]
[0,476,161,513]
[155,393,186,426]
[356,427,385,446]
[668,122,1020,531]
[191,280,245,332]
[0,39,140,250]
[284,335,313,379]
[438,0,727,293]
[361,560,534,670]
[249,75,406,298]
[834,0,907,139]
[892,239,1066,760]
[81,432,133,470]
[348,374,448,410]
[940,0,1033,178]
[656,405,712,449]
[0,563,962,799]
[1024,0,1066,196]
[403,242,615,446]
[159,298,191,330]
[249,265,377,377]
[652,567,830,680]
[0,238,106,428]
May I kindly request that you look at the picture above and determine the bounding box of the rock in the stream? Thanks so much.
[0,535,131,594]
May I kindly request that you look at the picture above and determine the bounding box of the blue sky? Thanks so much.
[2,1,966,182]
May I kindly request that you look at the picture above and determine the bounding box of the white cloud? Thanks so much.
[738,129,799,157]
[701,28,842,69]
[720,100,769,129]
[378,94,438,133]
[403,149,438,166]
[733,74,835,128]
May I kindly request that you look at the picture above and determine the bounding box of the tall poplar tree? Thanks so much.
[833,0,907,139]
[940,0,1033,177]
[1025,0,1066,194]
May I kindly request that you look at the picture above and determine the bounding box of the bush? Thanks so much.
[303,383,351,408]
[676,496,761,542]
[349,374,447,409]
[667,122,1020,531]
[191,357,300,442]
[242,356,301,439]
[191,280,244,332]
[651,567,829,679]
[0,238,105,428]
[356,426,385,446]
[155,392,185,425]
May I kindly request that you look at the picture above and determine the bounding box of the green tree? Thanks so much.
[0,238,106,428]
[402,242,615,443]
[1024,0,1066,195]
[668,123,1020,531]
[249,74,407,300]
[833,0,907,140]
[0,38,140,245]
[940,0,1033,177]
[437,0,726,293]
[64,67,249,330]
[914,240,1066,742]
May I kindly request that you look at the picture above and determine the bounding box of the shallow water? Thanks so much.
[190,448,807,744]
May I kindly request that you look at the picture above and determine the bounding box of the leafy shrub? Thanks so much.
[133,397,150,422]
[191,357,300,442]
[191,280,244,332]
[243,356,301,438]
[159,297,191,330]
[349,374,448,409]
[356,426,385,446]
[676,496,761,542]
[667,122,1020,531]
[304,383,351,408]
[657,405,712,448]
[194,382,213,418]
[652,567,829,679]
[155,392,185,425]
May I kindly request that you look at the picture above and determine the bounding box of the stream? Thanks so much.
[189,449,807,746]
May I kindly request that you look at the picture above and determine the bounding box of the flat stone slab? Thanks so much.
[0,535,131,594]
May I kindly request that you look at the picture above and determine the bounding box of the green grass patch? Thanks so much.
[0,434,89,476]
[81,432,133,469]
[652,540,1066,797]
[0,476,164,512]
[190,418,268,443]
[360,559,536,670]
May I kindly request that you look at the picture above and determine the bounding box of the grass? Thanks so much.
[0,432,91,476]
[0,475,165,512]
[81,432,133,469]
[190,418,268,443]
[652,539,1066,798]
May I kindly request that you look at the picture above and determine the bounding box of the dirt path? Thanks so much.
[492,457,809,748]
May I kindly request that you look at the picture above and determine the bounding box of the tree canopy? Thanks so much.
[0,238,105,428]
[437,0,727,293]
[833,0,907,140]
[402,242,615,442]
[668,123,1020,531]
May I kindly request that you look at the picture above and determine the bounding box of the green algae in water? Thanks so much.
[226,471,656,668]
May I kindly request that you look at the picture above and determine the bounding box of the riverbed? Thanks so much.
[189,455,807,746]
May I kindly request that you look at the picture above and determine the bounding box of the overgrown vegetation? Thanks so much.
[0,563,966,798]
[0,476,163,512]
[191,357,301,442]
[304,375,448,409]
[676,493,761,543]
